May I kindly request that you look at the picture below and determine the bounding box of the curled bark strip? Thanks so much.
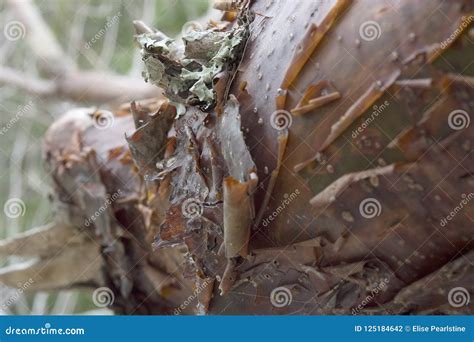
[280,0,351,90]
[319,69,401,151]
[291,92,341,116]
[293,151,325,173]
[309,92,341,107]
[253,131,288,229]
[309,164,395,207]
[295,81,329,109]
[223,177,254,257]
[444,73,474,87]
[291,80,340,115]
[387,94,459,158]
[126,102,176,180]
[218,95,256,182]
[425,13,474,64]
[218,259,237,295]
[275,89,288,110]
[394,78,433,89]
[196,277,215,315]
[401,44,441,66]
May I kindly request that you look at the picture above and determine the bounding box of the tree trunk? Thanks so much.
[1,0,473,315]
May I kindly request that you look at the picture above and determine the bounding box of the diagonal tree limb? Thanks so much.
[4,0,161,104]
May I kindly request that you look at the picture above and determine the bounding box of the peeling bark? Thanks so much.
[1,0,473,315]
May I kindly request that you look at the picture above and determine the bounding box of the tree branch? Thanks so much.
[5,0,161,104]
[0,67,162,104]
[6,0,70,75]
[0,67,56,97]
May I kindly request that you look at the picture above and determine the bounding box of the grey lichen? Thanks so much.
[136,13,252,110]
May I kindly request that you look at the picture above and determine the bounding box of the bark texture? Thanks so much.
[1,0,473,315]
